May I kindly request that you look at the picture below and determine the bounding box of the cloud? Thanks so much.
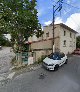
[55,17,63,24]
[44,21,52,25]
[44,17,63,26]
[44,13,80,34]
[65,13,80,33]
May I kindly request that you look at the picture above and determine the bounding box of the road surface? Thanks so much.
[0,55,80,92]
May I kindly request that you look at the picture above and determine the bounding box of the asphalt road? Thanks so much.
[0,55,80,92]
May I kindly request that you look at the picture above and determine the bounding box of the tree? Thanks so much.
[76,36,80,48]
[0,0,43,51]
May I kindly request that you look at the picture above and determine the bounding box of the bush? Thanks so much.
[37,55,47,64]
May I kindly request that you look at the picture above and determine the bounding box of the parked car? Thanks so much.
[43,52,68,71]
[72,48,80,55]
[0,46,2,50]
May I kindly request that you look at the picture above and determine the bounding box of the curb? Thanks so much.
[9,64,42,78]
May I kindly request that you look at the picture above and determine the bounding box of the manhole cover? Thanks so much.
[39,73,46,79]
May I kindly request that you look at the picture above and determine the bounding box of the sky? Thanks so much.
[36,0,80,34]
[6,0,80,40]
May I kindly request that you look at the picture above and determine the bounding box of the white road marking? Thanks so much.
[7,72,15,79]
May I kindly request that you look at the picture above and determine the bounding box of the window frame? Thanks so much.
[70,32,72,38]
[63,40,66,47]
[64,30,66,36]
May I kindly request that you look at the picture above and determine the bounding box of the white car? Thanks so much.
[43,52,68,71]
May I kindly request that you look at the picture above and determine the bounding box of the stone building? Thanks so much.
[28,23,77,61]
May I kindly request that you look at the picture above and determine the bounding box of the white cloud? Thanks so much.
[65,13,80,33]
[44,21,52,25]
[55,17,63,24]
[44,17,63,26]
[44,14,80,34]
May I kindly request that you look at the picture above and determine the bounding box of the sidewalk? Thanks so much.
[9,63,42,78]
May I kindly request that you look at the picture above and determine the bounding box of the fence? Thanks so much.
[15,51,36,65]
[15,49,52,65]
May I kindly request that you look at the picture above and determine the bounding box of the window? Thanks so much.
[70,32,72,38]
[70,41,72,47]
[46,32,49,38]
[64,31,66,36]
[63,40,66,47]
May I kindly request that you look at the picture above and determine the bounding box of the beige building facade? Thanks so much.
[28,23,77,61]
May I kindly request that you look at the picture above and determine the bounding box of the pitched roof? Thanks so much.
[58,23,78,34]
[44,23,78,34]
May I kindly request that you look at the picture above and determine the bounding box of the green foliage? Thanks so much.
[0,0,43,50]
[37,55,47,64]
[76,36,80,48]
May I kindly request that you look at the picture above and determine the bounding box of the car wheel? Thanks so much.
[65,59,68,64]
[54,64,59,71]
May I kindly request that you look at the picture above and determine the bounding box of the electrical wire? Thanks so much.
[63,2,80,10]
[50,0,80,30]
[50,0,80,10]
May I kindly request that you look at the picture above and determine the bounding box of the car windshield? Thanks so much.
[48,52,62,60]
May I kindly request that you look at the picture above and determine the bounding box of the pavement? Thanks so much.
[0,47,15,86]
[9,63,42,79]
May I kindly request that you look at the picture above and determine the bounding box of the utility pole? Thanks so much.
[52,5,55,53]
[52,0,63,53]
